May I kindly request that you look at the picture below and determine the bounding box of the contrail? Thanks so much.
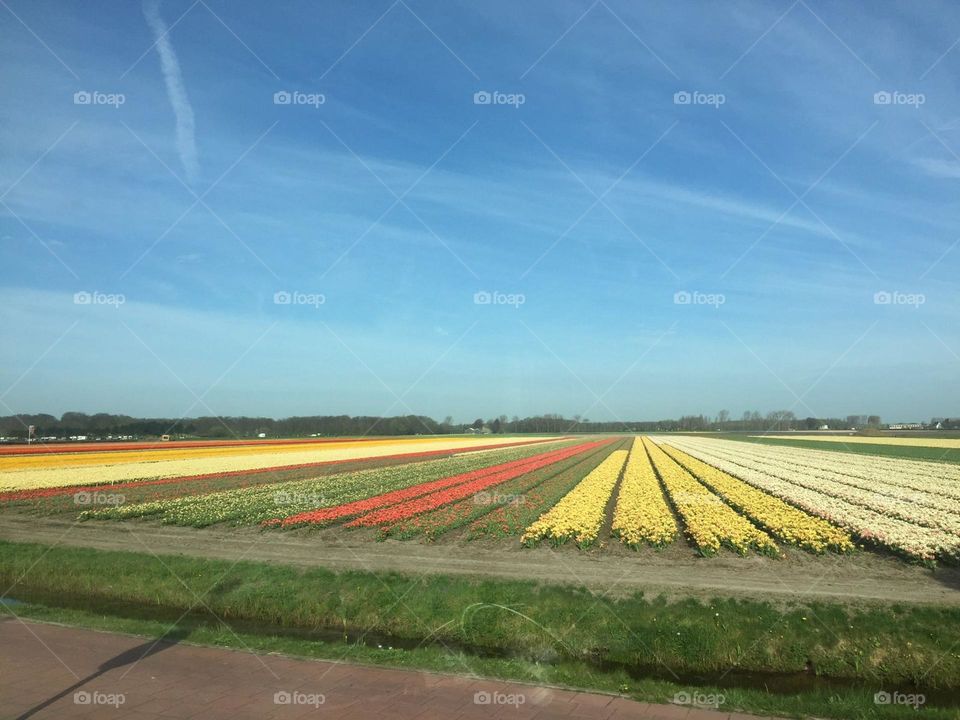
[143,0,200,184]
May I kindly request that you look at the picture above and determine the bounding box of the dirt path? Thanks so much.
[2,515,958,606]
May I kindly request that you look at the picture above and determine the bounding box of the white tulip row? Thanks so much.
[722,441,960,498]
[690,445,960,535]
[693,442,960,520]
[654,436,960,563]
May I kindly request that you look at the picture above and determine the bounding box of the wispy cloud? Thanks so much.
[913,157,960,179]
[143,0,199,183]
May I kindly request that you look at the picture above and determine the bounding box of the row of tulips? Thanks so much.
[467,443,625,539]
[700,441,960,516]
[380,441,616,540]
[343,442,608,529]
[521,450,629,548]
[0,436,563,496]
[271,441,603,528]
[666,437,960,536]
[658,443,854,554]
[610,438,677,547]
[735,440,960,497]
[83,442,575,527]
[1,437,567,503]
[643,438,778,557]
[662,436,958,564]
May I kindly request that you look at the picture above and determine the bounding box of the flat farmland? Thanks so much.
[2,433,959,583]
[3,433,960,719]
[750,434,960,448]
[0,435,564,492]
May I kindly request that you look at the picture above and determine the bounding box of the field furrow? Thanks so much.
[81,441,575,527]
[660,437,960,535]
[0,436,560,492]
[466,442,627,539]
[273,441,599,528]
[644,438,778,556]
[520,450,628,547]
[658,443,853,553]
[345,441,607,529]
[610,438,677,547]
[380,441,616,540]
[661,436,959,563]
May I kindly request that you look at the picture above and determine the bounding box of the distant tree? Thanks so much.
[471,418,484,430]
[717,409,730,427]
[765,410,795,431]
[491,418,502,433]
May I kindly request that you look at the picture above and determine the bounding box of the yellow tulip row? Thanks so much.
[521,450,628,547]
[642,438,778,557]
[659,443,855,554]
[611,438,678,547]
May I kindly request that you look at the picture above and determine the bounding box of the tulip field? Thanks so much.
[1,433,958,565]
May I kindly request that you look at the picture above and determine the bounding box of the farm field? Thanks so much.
[750,434,960,448]
[723,432,960,465]
[1,433,958,566]
[2,433,960,719]
[0,434,564,493]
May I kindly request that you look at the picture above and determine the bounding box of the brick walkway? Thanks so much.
[0,617,781,719]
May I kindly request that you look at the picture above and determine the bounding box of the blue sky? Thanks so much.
[1,0,958,423]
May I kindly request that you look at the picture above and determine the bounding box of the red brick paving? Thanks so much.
[0,617,784,719]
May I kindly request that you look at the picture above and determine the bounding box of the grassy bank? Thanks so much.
[1,540,958,719]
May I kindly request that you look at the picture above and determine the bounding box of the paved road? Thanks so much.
[0,618,782,719]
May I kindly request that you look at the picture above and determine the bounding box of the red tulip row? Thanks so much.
[271,441,604,528]
[345,440,609,529]
[0,437,562,504]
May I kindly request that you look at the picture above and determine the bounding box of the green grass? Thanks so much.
[0,540,958,719]
[713,434,960,464]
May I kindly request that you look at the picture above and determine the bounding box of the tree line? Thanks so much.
[1,410,956,440]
